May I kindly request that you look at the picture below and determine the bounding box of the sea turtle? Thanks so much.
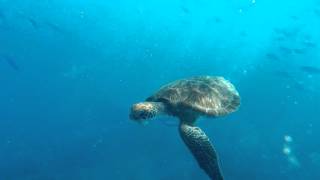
[130,76,240,180]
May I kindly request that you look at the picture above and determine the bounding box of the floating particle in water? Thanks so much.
[284,135,293,143]
[307,74,313,79]
[288,156,301,167]
[282,134,301,168]
[283,145,291,155]
[242,69,248,75]
[79,11,86,19]
[285,84,291,89]
[140,120,149,126]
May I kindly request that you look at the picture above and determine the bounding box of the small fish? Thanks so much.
[279,46,293,55]
[44,22,65,34]
[291,81,312,92]
[273,28,283,34]
[274,36,286,41]
[266,53,280,61]
[273,28,298,38]
[1,55,20,71]
[290,15,299,21]
[302,41,317,48]
[300,66,320,75]
[181,6,190,14]
[292,48,305,54]
[212,17,222,23]
[25,16,39,29]
[15,13,41,30]
[274,70,294,79]
[239,31,247,37]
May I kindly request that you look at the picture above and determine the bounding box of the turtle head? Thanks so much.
[130,102,158,124]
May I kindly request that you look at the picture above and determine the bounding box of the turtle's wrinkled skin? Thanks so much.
[130,76,240,180]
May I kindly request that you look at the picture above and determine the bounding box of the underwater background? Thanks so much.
[0,0,320,179]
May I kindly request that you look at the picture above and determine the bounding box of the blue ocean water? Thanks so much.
[0,0,320,179]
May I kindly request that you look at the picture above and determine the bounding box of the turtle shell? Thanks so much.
[146,76,240,117]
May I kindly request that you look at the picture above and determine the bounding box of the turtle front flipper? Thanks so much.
[179,122,224,180]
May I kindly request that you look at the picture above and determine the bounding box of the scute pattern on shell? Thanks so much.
[146,76,240,117]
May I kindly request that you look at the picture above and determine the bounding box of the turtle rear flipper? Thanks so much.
[179,123,224,180]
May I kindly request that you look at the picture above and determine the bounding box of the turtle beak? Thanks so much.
[129,102,154,122]
[129,103,145,121]
[129,109,140,120]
